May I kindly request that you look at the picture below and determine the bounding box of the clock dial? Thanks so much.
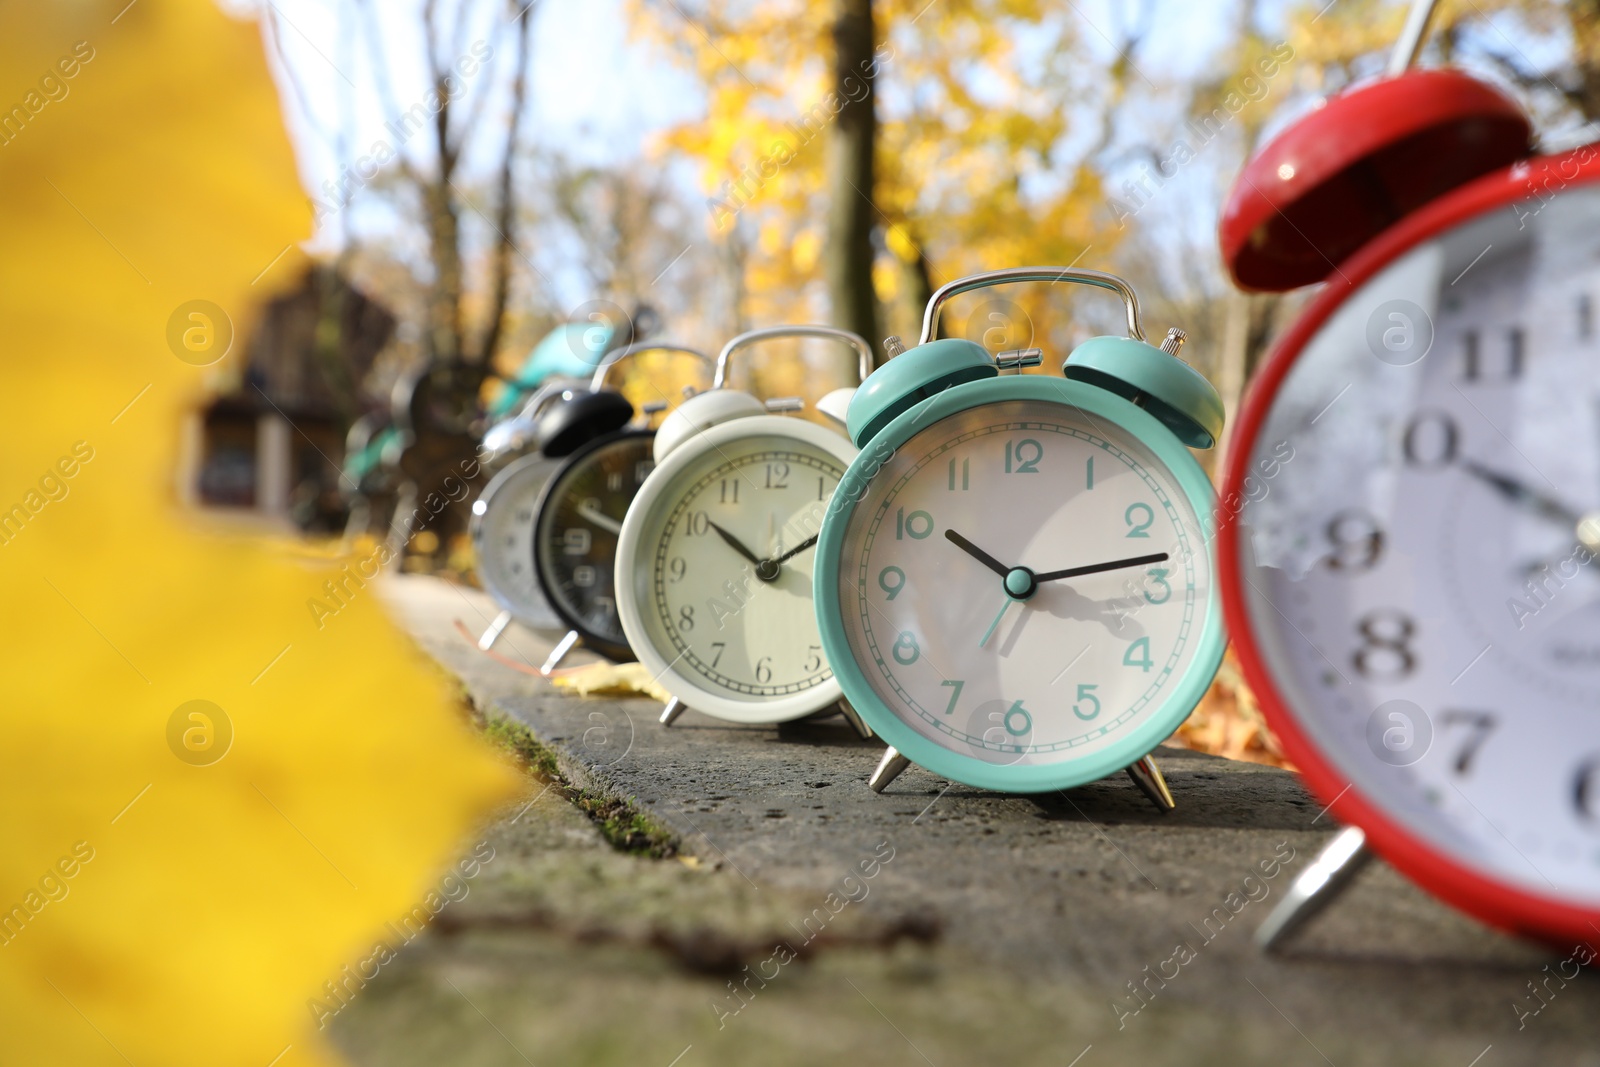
[1233,185,1600,907]
[534,431,655,655]
[634,436,845,700]
[472,453,562,630]
[836,398,1211,766]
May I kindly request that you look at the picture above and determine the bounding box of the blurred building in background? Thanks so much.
[192,265,395,533]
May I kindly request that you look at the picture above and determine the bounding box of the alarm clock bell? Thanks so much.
[1219,3,1532,292]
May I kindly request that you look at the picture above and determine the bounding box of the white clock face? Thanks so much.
[1236,185,1600,906]
[632,432,847,703]
[836,398,1211,765]
[472,454,562,630]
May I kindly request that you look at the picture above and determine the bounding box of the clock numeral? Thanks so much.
[755,656,773,684]
[573,565,596,588]
[892,631,920,664]
[1124,502,1155,538]
[1325,509,1384,572]
[594,595,615,620]
[668,557,687,583]
[1353,610,1416,680]
[678,605,695,631]
[1123,636,1153,672]
[1085,456,1094,490]
[1401,410,1458,468]
[1002,700,1032,736]
[562,528,591,555]
[1072,683,1101,720]
[720,479,740,504]
[764,462,790,489]
[607,471,623,492]
[948,457,970,490]
[709,642,726,669]
[635,460,654,485]
[1004,438,1042,474]
[1440,710,1497,775]
[1143,568,1171,605]
[515,509,533,523]
[818,476,828,501]
[878,565,906,600]
[804,645,823,673]
[1462,327,1525,382]
[684,511,711,536]
[895,508,934,540]
[1574,757,1600,824]
[940,678,964,715]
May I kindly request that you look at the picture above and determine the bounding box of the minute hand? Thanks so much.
[1034,551,1169,584]
[772,533,818,564]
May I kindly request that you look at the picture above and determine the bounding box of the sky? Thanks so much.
[253,0,1580,329]
[261,0,1242,226]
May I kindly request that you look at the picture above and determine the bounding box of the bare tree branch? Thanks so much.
[474,0,536,365]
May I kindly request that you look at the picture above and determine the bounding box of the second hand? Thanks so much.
[980,597,1011,648]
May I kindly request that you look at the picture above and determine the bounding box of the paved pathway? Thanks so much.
[329,575,1600,1067]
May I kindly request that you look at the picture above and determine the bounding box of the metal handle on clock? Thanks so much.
[511,377,586,421]
[589,341,714,391]
[919,266,1147,345]
[713,325,874,390]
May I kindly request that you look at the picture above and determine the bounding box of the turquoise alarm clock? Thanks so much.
[812,267,1226,805]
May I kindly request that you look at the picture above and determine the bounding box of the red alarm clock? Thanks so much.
[1216,0,1600,949]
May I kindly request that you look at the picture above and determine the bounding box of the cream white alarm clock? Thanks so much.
[614,325,869,728]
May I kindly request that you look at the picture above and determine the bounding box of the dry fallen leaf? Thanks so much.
[549,661,675,703]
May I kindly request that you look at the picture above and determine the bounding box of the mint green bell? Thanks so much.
[845,337,995,447]
[1064,331,1224,449]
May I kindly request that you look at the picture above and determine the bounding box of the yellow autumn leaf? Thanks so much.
[0,3,519,1065]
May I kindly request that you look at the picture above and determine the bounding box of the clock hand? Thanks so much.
[1460,459,1585,527]
[1034,552,1169,584]
[576,501,624,536]
[705,520,763,567]
[979,597,1011,648]
[772,533,818,564]
[944,529,1010,578]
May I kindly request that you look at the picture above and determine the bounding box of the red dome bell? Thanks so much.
[1219,69,1532,292]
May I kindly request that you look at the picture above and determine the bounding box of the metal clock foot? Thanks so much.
[1126,754,1176,812]
[659,698,685,727]
[1255,826,1371,952]
[869,747,911,793]
[477,609,513,652]
[837,700,873,739]
[539,630,581,676]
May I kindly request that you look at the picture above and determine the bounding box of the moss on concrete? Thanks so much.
[476,709,678,858]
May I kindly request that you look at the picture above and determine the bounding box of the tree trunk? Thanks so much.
[423,173,465,365]
[899,233,935,342]
[825,0,880,363]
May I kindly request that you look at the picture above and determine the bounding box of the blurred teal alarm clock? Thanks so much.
[812,267,1227,806]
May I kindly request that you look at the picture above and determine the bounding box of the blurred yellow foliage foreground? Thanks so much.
[0,3,519,1064]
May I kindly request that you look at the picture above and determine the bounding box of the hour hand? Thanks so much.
[577,501,624,536]
[1460,459,1584,527]
[706,520,763,566]
[944,529,1009,577]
